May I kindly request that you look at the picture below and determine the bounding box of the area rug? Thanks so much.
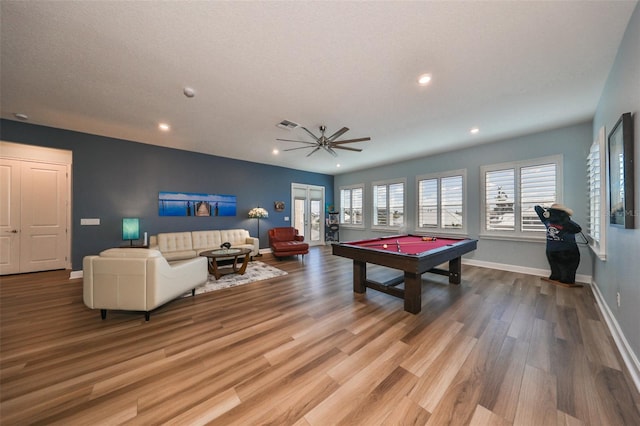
[191,261,287,296]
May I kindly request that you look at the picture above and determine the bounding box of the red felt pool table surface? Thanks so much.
[344,235,463,255]
[332,235,478,314]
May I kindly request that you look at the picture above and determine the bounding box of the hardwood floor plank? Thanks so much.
[303,340,409,425]
[337,366,419,425]
[527,317,554,372]
[468,404,510,426]
[423,318,509,425]
[400,319,465,377]
[483,336,529,422]
[513,364,557,426]
[380,396,431,425]
[154,387,241,426]
[408,332,477,412]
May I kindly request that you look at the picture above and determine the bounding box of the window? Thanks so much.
[587,127,607,259]
[417,170,466,232]
[481,155,562,238]
[372,179,405,229]
[339,185,364,227]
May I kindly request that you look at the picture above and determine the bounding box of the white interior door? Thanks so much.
[1,142,71,275]
[0,159,21,274]
[291,183,325,247]
[19,161,68,272]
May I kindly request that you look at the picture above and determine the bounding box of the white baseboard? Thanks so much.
[590,280,640,394]
[462,258,591,284]
[69,270,83,279]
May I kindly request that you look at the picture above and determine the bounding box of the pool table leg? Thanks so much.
[404,272,422,314]
[449,257,461,284]
[353,261,367,293]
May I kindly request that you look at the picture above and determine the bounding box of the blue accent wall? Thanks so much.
[0,120,333,269]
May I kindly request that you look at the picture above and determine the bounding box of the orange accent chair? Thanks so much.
[268,227,309,259]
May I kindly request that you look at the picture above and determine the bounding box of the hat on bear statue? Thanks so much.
[549,203,573,216]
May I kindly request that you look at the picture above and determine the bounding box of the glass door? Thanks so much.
[291,183,325,246]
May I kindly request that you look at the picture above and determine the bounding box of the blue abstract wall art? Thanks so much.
[158,191,237,217]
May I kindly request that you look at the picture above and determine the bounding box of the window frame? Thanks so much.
[371,178,406,231]
[415,169,467,235]
[587,127,607,260]
[338,184,365,229]
[480,154,563,241]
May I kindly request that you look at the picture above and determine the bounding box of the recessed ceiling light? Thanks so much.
[158,123,170,131]
[470,127,480,134]
[272,149,279,155]
[418,73,432,85]
[336,163,341,168]
[14,113,28,120]
[183,87,196,98]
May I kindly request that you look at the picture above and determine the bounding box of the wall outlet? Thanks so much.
[616,292,621,307]
[284,216,290,221]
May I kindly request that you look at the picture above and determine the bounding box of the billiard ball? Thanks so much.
[383,244,388,248]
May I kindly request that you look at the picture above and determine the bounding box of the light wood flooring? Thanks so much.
[1,246,639,425]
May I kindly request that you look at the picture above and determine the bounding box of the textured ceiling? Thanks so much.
[1,1,636,174]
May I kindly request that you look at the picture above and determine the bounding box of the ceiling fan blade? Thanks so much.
[306,147,321,157]
[283,146,316,152]
[332,145,363,152]
[331,137,371,145]
[327,127,349,141]
[323,146,338,157]
[301,127,320,141]
[276,138,317,145]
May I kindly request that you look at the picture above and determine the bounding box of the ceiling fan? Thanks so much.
[277,125,370,157]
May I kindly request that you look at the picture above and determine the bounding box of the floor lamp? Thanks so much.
[248,207,268,257]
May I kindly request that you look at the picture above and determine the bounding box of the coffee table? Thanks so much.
[199,248,252,280]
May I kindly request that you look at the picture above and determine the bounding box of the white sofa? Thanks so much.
[83,248,208,321]
[149,229,259,262]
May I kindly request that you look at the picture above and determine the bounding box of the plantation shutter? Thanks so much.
[418,178,438,228]
[389,183,404,226]
[373,185,387,226]
[442,175,463,229]
[485,169,515,231]
[521,163,556,232]
[352,187,363,225]
[340,189,351,224]
[587,142,601,241]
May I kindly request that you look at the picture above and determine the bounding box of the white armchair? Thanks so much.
[83,248,208,321]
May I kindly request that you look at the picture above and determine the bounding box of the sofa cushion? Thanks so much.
[271,241,309,252]
[269,227,298,242]
[157,232,194,252]
[220,229,251,245]
[100,248,162,258]
[192,230,222,250]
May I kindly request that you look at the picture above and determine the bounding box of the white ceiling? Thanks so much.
[1,1,636,175]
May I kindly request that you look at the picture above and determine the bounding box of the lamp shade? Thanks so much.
[248,207,269,218]
[122,218,140,241]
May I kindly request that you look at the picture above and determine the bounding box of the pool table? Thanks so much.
[332,235,477,314]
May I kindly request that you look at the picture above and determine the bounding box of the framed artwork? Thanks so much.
[274,201,285,212]
[158,191,237,217]
[607,112,634,228]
